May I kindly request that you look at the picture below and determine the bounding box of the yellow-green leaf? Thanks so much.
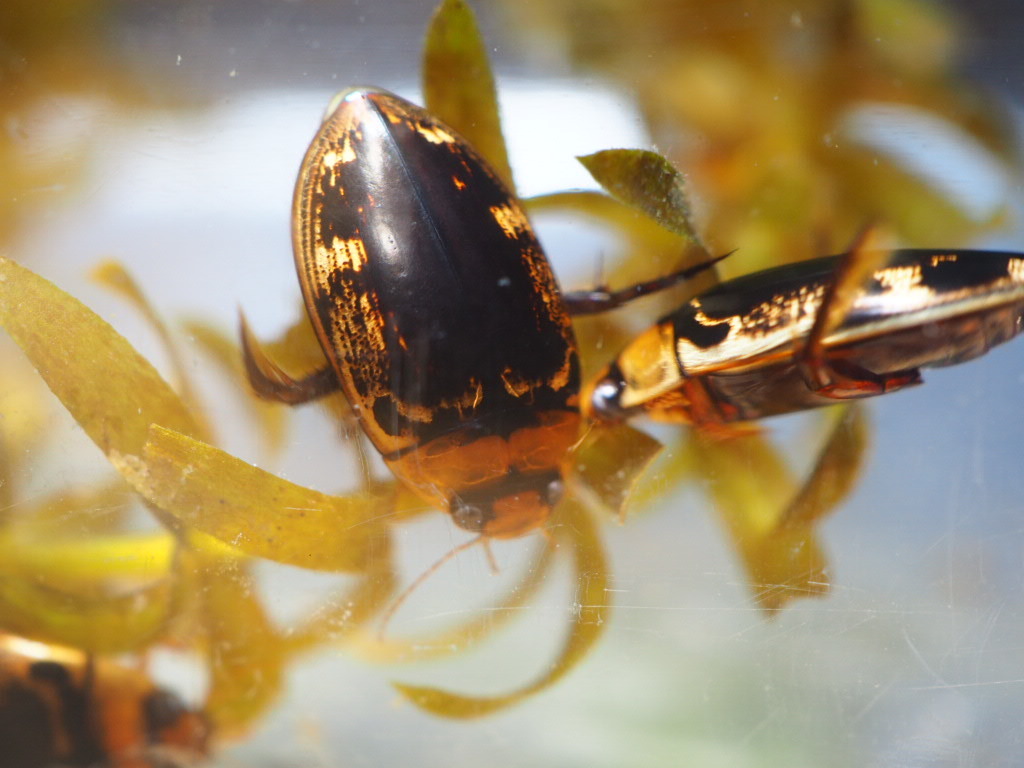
[393,497,608,718]
[91,259,212,441]
[691,430,829,612]
[0,258,200,458]
[526,191,721,294]
[112,424,391,573]
[527,189,686,258]
[577,149,701,244]
[242,310,356,429]
[0,353,48,512]
[193,554,286,733]
[692,430,795,535]
[0,578,175,654]
[0,530,175,587]
[262,308,330,378]
[780,405,869,529]
[625,430,699,512]
[742,526,830,613]
[526,191,721,382]
[0,531,177,653]
[572,422,662,521]
[423,0,514,189]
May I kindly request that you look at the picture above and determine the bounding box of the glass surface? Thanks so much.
[2,1,1023,766]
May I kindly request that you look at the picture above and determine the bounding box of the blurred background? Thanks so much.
[3,0,1024,765]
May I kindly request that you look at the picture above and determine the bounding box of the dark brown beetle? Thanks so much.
[244,88,716,538]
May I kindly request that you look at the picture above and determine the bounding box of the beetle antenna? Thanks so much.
[563,250,734,315]
[594,251,607,291]
[377,534,486,640]
[482,538,499,575]
[339,418,375,490]
[570,421,595,453]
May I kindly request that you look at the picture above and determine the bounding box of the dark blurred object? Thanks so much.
[0,634,209,768]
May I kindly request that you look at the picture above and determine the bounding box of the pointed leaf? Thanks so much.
[692,430,795,534]
[625,431,699,512]
[0,356,49,513]
[572,422,662,520]
[245,311,356,426]
[91,259,212,440]
[112,425,392,573]
[423,0,514,188]
[0,258,200,458]
[263,309,330,377]
[742,526,830,613]
[0,578,175,654]
[578,149,701,243]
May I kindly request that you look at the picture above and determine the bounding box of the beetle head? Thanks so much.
[585,322,690,423]
[585,363,632,422]
[450,472,565,538]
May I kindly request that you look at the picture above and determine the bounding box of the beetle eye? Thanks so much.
[545,478,565,507]
[451,500,491,532]
[591,377,625,419]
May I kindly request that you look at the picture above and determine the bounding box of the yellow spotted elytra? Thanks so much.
[0,634,209,768]
[277,87,578,538]
[243,87,716,539]
[586,248,1024,426]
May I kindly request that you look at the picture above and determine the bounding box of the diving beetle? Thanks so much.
[587,248,1024,426]
[0,634,209,768]
[243,87,717,538]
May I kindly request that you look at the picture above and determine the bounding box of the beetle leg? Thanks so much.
[798,354,922,399]
[681,378,739,426]
[240,312,340,404]
[336,415,377,489]
[563,252,730,315]
[796,237,921,398]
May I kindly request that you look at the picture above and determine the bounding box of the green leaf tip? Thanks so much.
[578,149,701,244]
[422,0,514,188]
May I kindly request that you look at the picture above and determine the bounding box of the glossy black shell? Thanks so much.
[294,89,579,458]
[672,249,1024,420]
[671,249,1024,353]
